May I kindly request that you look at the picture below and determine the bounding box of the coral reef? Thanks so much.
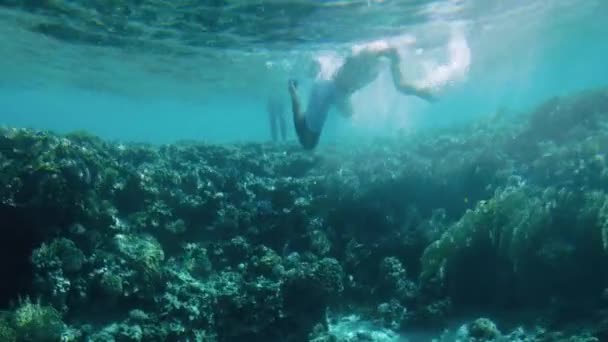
[1,87,608,340]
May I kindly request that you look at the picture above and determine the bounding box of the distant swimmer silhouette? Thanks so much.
[266,93,287,142]
[288,40,437,150]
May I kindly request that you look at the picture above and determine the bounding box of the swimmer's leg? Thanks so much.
[288,80,320,150]
[354,45,437,102]
[269,112,278,142]
[278,112,287,141]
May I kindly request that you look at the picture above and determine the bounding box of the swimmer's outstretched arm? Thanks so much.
[391,69,437,102]
[386,49,437,102]
[354,44,437,102]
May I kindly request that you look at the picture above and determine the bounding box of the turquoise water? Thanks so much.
[0,0,606,144]
[2,2,608,340]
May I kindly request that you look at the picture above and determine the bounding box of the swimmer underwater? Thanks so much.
[288,40,437,150]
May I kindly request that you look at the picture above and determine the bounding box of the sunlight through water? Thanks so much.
[0,0,606,143]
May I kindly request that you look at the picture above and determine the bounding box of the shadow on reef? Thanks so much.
[0,205,38,308]
[0,200,76,308]
[1,88,608,341]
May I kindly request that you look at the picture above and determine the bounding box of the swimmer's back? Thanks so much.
[334,52,383,94]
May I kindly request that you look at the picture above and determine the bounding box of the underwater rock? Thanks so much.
[526,89,608,143]
[108,233,166,299]
[375,300,408,331]
[0,316,16,342]
[457,317,502,341]
[12,299,65,342]
[32,238,85,274]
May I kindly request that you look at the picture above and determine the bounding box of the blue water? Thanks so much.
[0,0,606,145]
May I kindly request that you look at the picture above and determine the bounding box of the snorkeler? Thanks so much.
[288,40,437,150]
[266,93,287,142]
